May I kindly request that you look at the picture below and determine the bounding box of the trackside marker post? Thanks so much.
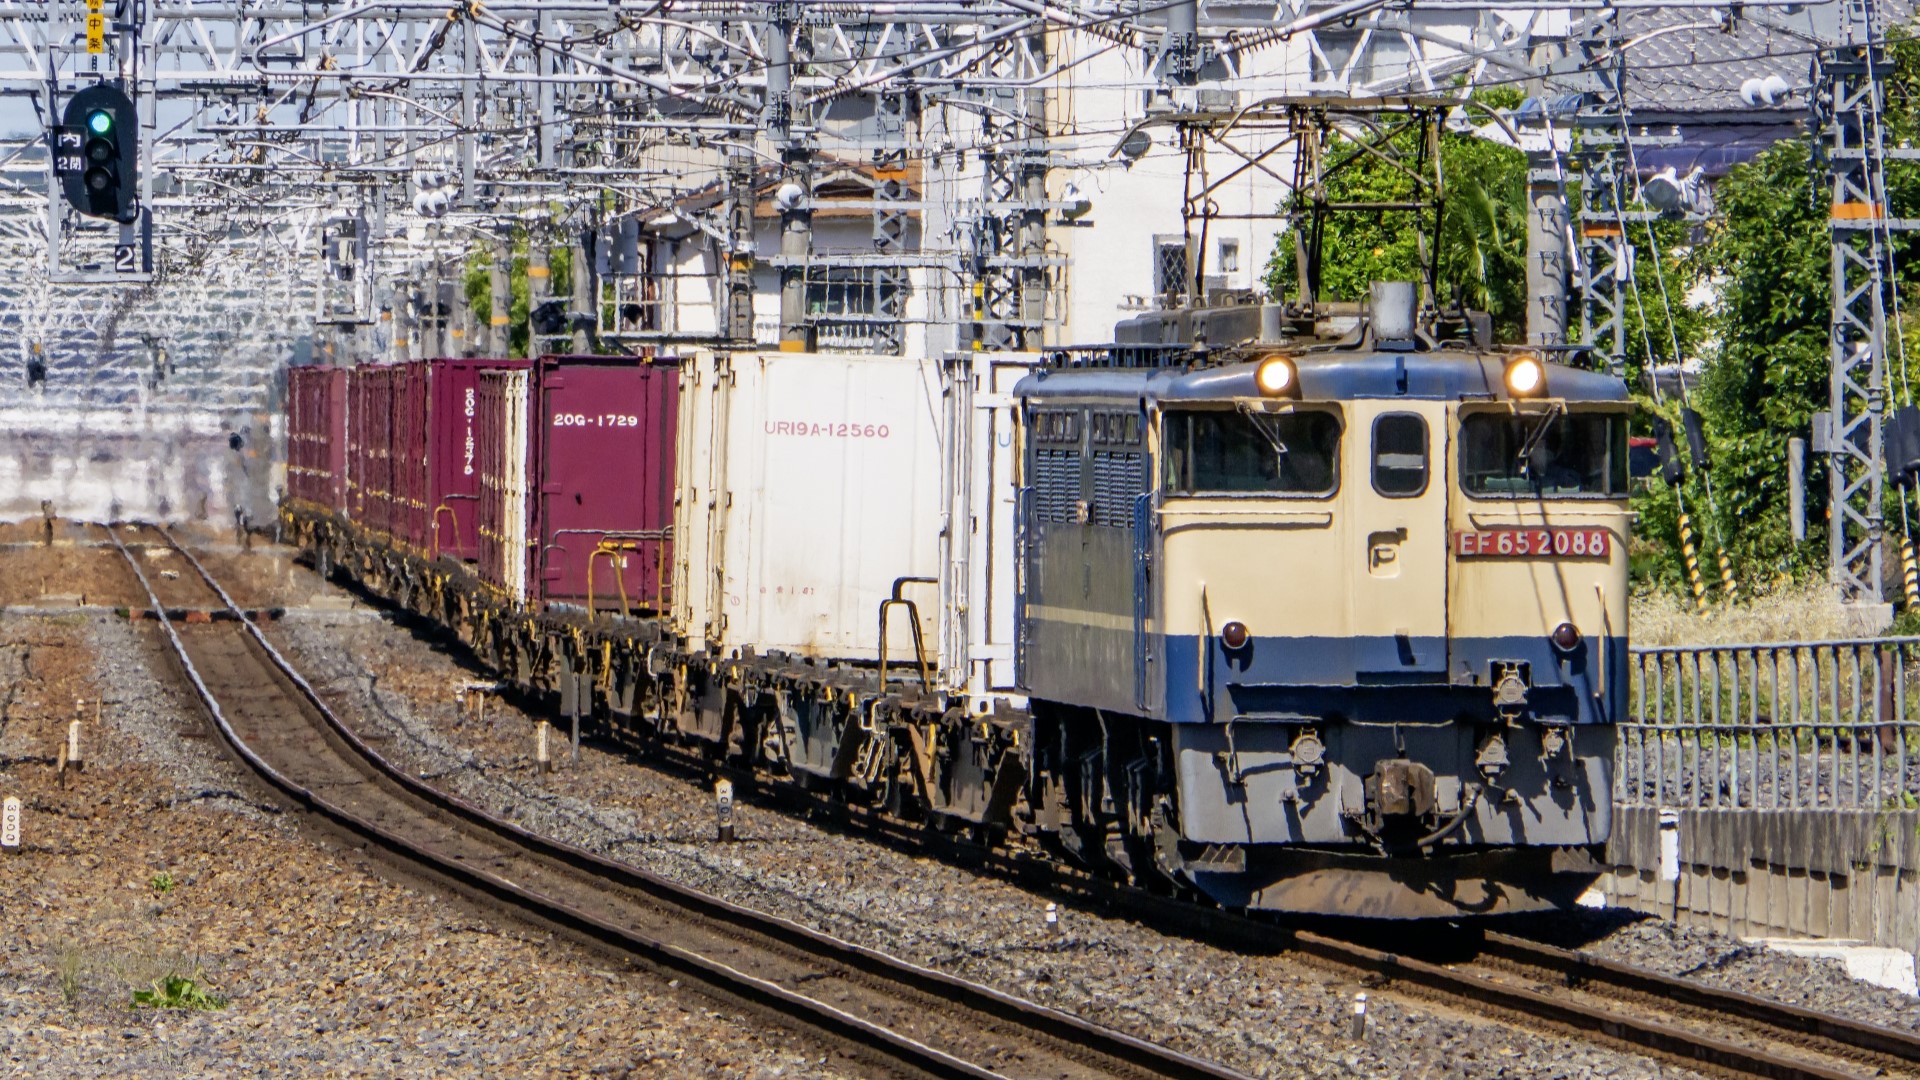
[2,796,19,850]
[536,720,553,773]
[1351,992,1368,1038]
[715,778,735,842]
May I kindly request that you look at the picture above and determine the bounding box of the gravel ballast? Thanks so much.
[13,535,1920,1078]
[273,600,1745,1080]
[0,609,864,1078]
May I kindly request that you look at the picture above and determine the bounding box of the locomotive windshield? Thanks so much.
[1161,408,1340,495]
[1460,411,1629,498]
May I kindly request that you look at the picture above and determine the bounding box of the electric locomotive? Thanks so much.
[1014,285,1630,917]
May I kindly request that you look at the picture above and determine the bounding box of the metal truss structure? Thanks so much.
[0,0,1823,361]
[0,0,1855,446]
[1816,0,1919,604]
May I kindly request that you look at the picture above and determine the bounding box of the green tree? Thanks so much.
[1265,93,1532,339]
[462,233,576,357]
[1664,28,1920,593]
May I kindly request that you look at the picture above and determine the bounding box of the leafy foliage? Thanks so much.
[1668,28,1920,594]
[131,975,226,1012]
[462,233,575,357]
[1266,94,1532,340]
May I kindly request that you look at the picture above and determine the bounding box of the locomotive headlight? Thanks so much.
[1504,354,1546,397]
[1255,356,1298,397]
[1550,621,1583,653]
[1220,621,1251,651]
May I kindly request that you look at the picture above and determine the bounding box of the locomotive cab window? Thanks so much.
[1162,408,1340,495]
[1371,413,1428,497]
[1460,410,1629,498]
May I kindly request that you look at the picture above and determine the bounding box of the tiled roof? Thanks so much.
[1611,3,1912,114]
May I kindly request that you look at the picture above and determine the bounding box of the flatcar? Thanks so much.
[282,284,1629,919]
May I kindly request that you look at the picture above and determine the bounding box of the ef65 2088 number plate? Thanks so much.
[1454,527,1610,558]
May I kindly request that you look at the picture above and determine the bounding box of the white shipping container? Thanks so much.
[939,352,1041,701]
[675,351,944,663]
[497,370,530,606]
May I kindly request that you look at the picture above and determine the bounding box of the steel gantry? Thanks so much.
[1817,0,1919,604]
[0,0,1850,367]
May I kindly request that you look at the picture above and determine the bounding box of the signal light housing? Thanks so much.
[58,84,137,223]
[1550,622,1583,653]
[1220,620,1252,651]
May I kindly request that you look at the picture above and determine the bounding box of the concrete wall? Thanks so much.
[1605,805,1920,950]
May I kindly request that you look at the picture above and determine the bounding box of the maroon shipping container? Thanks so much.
[532,356,679,610]
[392,362,430,552]
[286,366,347,512]
[348,364,401,539]
[472,356,678,610]
[427,358,528,561]
[345,366,376,528]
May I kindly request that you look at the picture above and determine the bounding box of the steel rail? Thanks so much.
[614,712,1920,1080]
[1280,930,1899,1080]
[106,523,1248,1080]
[731,764,1916,1080]
[1471,930,1920,1073]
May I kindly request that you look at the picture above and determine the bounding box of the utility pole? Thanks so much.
[490,234,513,357]
[769,13,814,352]
[725,151,757,345]
[1525,156,1570,348]
[1819,0,1914,608]
[965,24,1051,351]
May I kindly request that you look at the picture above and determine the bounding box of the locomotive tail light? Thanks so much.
[1550,621,1582,653]
[1220,620,1251,651]
[1504,354,1546,397]
[1255,355,1298,397]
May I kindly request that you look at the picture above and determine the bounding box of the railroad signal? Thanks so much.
[57,84,138,223]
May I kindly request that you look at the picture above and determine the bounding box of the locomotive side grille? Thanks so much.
[1091,450,1145,527]
[1033,448,1078,522]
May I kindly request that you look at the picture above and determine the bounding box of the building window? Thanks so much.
[804,266,903,351]
[1153,237,1189,303]
[1219,238,1240,274]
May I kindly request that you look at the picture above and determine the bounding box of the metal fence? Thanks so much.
[1621,638,1920,812]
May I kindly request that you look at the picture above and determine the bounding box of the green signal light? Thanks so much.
[86,110,112,135]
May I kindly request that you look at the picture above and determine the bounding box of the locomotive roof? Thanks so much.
[1011,349,1631,405]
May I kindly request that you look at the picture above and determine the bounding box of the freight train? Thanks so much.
[282,288,1630,918]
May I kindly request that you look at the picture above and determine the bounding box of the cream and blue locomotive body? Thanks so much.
[1013,314,1631,917]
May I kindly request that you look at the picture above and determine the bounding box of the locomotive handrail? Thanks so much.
[1466,510,1637,526]
[1157,508,1334,522]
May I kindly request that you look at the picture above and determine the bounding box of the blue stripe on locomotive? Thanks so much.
[1159,632,1627,726]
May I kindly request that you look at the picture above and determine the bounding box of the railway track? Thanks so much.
[603,698,1920,1080]
[104,522,1248,1080]
[98,524,1920,1079]
[1289,924,1920,1080]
